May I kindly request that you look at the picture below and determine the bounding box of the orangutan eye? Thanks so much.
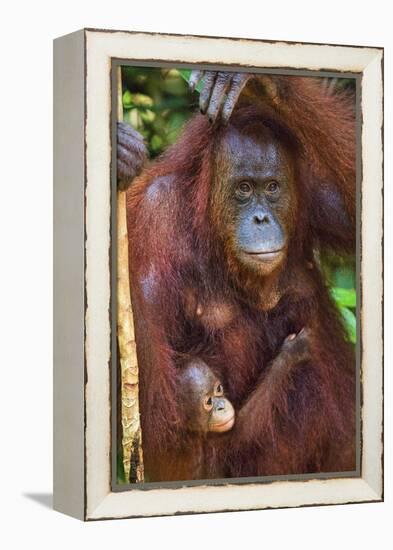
[215,383,223,396]
[238,181,252,194]
[203,396,213,411]
[266,180,280,194]
[235,181,253,202]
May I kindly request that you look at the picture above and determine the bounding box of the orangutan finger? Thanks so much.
[189,70,205,92]
[199,71,218,114]
[206,73,232,123]
[221,73,250,123]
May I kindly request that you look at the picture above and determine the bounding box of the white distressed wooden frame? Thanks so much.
[53,29,383,521]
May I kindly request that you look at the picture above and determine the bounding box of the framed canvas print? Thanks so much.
[53,29,383,521]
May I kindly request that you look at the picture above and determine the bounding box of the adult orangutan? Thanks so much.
[117,73,356,481]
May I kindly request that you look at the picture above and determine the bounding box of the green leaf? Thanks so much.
[330,287,356,308]
[122,89,133,108]
[166,112,189,143]
[131,93,154,107]
[124,108,143,130]
[179,68,191,81]
[151,134,164,152]
[117,451,126,484]
[338,306,356,344]
[179,69,204,93]
[332,265,355,289]
[140,109,156,123]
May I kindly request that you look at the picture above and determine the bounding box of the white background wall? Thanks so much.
[0,1,391,548]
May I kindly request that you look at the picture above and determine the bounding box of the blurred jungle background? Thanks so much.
[117,66,357,484]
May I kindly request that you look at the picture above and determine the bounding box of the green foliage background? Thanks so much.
[121,67,196,157]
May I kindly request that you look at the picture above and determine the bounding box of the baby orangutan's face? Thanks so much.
[178,360,235,434]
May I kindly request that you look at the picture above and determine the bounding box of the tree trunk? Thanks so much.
[116,66,144,483]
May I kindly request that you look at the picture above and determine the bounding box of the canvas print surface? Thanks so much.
[115,66,357,486]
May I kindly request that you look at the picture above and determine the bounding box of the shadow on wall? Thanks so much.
[23,493,53,509]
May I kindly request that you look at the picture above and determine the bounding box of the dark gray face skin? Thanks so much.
[178,360,235,434]
[216,128,296,275]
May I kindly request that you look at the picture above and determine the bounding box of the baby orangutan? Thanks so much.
[178,358,235,435]
[144,358,234,482]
